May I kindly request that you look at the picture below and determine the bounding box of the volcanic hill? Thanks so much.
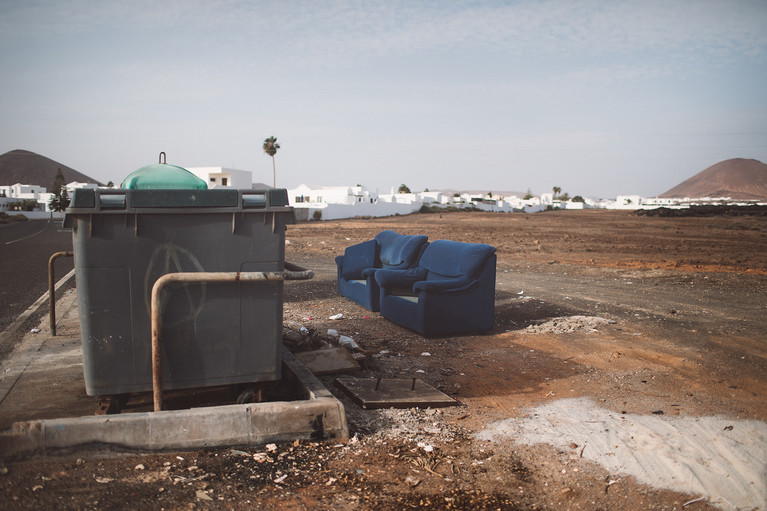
[0,149,101,188]
[660,158,767,200]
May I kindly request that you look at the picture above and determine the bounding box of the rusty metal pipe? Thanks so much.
[49,251,74,336]
[150,265,313,412]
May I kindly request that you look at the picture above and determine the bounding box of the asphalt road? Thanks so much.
[0,219,74,336]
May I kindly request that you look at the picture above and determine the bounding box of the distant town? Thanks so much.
[2,165,765,221]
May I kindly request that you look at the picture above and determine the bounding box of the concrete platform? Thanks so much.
[0,288,348,459]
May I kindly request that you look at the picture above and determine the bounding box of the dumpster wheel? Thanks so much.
[235,384,264,404]
[95,394,129,415]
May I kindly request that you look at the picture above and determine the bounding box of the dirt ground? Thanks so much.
[2,209,766,510]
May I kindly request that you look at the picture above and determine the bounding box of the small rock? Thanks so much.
[196,490,213,501]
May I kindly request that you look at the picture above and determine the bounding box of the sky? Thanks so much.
[1,0,766,198]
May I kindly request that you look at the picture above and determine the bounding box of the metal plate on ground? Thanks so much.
[294,347,361,375]
[335,377,458,409]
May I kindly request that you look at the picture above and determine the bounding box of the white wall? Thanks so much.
[187,167,253,188]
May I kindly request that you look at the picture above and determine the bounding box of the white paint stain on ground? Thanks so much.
[476,398,767,510]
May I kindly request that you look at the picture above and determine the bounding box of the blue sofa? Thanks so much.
[335,231,428,311]
[375,240,496,336]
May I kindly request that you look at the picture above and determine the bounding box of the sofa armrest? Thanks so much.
[375,267,428,289]
[340,239,379,280]
[360,267,380,279]
[335,255,344,270]
[413,277,477,293]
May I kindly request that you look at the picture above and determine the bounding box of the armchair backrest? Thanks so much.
[374,231,429,270]
[418,240,496,281]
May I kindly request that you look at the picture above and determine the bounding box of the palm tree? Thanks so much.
[263,136,280,188]
[552,186,561,200]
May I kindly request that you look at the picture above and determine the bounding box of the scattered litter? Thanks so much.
[32,485,43,491]
[421,352,431,357]
[30,328,40,334]
[265,443,277,452]
[683,496,707,507]
[416,369,426,373]
[274,474,288,484]
[517,290,524,295]
[329,313,344,320]
[406,476,421,487]
[339,335,359,349]
[327,329,339,337]
[134,464,145,470]
[326,477,337,486]
[300,327,309,334]
[363,315,370,319]
[417,441,434,452]
[94,476,113,484]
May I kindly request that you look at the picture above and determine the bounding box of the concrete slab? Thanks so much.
[335,377,458,409]
[0,289,348,459]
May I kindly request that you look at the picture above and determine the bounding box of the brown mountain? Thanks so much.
[660,158,767,200]
[0,149,102,188]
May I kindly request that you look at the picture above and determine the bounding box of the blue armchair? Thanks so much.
[375,240,496,336]
[335,231,428,311]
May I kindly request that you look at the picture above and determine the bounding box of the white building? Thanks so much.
[286,184,423,220]
[186,167,253,189]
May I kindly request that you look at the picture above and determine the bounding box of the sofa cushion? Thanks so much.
[419,240,496,280]
[375,231,428,270]
[341,239,379,281]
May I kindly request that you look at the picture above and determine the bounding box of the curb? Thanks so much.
[0,350,348,458]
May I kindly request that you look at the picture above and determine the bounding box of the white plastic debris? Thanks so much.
[339,335,359,349]
[299,326,309,334]
[417,441,434,452]
[30,328,40,334]
[421,352,431,357]
[327,329,339,337]
[328,313,344,320]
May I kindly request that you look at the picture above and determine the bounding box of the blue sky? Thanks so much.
[1,0,766,198]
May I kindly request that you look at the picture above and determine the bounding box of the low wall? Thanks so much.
[4,211,64,220]
[294,201,422,221]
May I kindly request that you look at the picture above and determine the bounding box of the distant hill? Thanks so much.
[0,149,102,188]
[660,158,767,200]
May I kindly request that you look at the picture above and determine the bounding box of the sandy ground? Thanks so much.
[2,209,766,510]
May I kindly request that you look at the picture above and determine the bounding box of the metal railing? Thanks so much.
[150,264,313,411]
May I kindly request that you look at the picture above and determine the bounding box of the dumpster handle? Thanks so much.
[150,266,313,412]
[49,251,74,336]
[159,151,166,164]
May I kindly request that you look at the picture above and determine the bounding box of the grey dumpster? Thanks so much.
[64,187,296,397]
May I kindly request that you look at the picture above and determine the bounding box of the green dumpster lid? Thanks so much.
[121,152,208,190]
